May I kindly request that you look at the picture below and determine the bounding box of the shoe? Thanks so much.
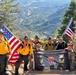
[65,69,69,72]
[70,68,75,71]
[26,71,29,73]
[22,71,29,75]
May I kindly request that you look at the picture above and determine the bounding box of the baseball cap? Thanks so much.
[35,35,39,39]
[24,35,28,39]
[48,37,52,40]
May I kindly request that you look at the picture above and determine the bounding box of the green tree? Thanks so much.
[0,0,20,30]
[57,0,76,42]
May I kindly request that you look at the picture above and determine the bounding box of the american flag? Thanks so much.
[63,18,74,39]
[2,25,22,64]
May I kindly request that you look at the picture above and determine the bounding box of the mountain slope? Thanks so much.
[14,0,71,38]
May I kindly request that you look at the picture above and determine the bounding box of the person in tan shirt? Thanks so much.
[44,37,55,50]
[32,35,46,49]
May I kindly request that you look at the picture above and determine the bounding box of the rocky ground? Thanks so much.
[6,65,76,75]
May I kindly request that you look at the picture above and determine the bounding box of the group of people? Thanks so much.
[0,29,76,75]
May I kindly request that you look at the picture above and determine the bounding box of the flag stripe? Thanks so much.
[10,38,18,48]
[68,28,73,34]
[65,34,72,39]
[63,18,74,39]
[8,36,14,43]
[9,37,16,45]
[9,61,17,63]
[11,40,20,49]
[65,31,73,39]
[65,30,73,38]
[8,43,21,61]
[13,54,19,56]
[66,30,72,36]
[11,56,19,59]
[65,33,71,38]
[10,57,19,60]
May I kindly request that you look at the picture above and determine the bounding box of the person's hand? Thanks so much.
[7,54,9,57]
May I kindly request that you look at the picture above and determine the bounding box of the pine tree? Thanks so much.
[57,0,76,42]
[0,0,20,30]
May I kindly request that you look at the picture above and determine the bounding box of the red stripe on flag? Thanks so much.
[68,28,73,34]
[10,57,19,60]
[12,43,22,55]
[11,40,20,49]
[8,43,22,62]
[65,32,73,39]
[66,30,72,36]
[9,37,16,45]
[9,60,24,64]
[13,54,19,56]
[65,34,71,38]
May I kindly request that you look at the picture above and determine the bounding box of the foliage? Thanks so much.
[0,0,20,31]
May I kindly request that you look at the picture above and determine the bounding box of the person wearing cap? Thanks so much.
[44,37,55,50]
[55,36,67,50]
[33,35,45,49]
[0,29,11,75]
[64,43,75,71]
[34,35,39,44]
[14,36,33,75]
[33,43,44,70]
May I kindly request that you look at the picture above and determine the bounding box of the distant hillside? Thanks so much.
[14,0,71,38]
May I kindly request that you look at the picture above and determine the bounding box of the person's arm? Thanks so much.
[44,44,47,50]
[39,40,46,45]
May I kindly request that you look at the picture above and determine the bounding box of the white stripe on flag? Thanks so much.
[65,32,73,38]
[68,28,73,34]
[10,39,18,48]
[8,36,14,43]
[8,42,21,61]
[8,59,18,63]
[66,30,73,36]
[12,56,19,59]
